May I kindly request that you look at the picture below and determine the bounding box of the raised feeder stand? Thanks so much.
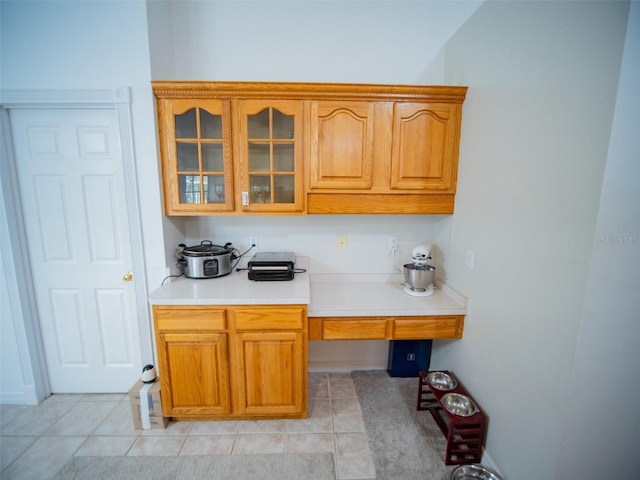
[417,370,487,465]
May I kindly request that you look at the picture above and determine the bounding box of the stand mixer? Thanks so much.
[403,243,436,297]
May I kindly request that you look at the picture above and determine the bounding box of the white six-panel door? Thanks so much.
[9,108,143,392]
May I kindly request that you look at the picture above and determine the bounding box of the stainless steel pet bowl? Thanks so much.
[450,464,503,480]
[441,393,477,417]
[426,371,457,390]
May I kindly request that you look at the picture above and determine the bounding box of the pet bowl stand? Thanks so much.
[417,370,487,465]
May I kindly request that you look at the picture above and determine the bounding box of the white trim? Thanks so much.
[0,88,153,398]
[0,87,132,106]
[115,101,154,363]
[0,385,39,406]
[0,109,51,404]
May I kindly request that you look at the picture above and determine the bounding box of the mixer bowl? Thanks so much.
[403,263,435,290]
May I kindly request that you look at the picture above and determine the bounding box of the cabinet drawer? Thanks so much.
[234,307,305,331]
[322,318,387,340]
[392,316,463,339]
[154,306,226,332]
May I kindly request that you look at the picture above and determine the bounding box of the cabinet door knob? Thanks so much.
[122,271,133,282]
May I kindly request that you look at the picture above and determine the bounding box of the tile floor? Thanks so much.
[0,373,375,480]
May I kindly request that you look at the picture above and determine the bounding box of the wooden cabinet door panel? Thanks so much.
[158,332,231,416]
[235,331,305,415]
[157,99,234,214]
[234,307,305,330]
[392,316,464,339]
[310,101,375,190]
[235,100,304,213]
[154,306,226,331]
[322,318,387,340]
[391,103,460,191]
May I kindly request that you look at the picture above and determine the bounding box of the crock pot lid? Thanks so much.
[182,240,230,256]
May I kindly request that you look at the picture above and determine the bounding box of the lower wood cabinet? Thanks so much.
[157,331,231,417]
[153,305,307,420]
[234,330,305,416]
[153,304,461,420]
[232,307,306,417]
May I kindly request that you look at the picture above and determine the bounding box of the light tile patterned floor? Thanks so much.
[0,373,375,480]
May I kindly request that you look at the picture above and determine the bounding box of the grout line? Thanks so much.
[2,373,374,480]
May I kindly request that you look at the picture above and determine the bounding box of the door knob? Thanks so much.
[122,271,133,282]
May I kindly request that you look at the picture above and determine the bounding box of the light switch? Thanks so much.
[466,250,475,269]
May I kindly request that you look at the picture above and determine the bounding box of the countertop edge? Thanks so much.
[151,297,311,306]
[307,308,467,317]
[148,259,467,317]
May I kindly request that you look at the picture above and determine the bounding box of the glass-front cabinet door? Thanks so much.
[159,99,234,214]
[235,100,304,213]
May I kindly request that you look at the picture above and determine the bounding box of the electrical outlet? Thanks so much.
[389,236,398,255]
[337,235,347,251]
[249,236,259,249]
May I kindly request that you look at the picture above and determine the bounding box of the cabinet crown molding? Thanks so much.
[152,81,467,103]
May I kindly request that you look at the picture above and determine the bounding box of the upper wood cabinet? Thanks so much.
[307,93,466,214]
[152,82,467,215]
[309,101,375,190]
[155,98,234,214]
[153,84,305,215]
[390,102,461,191]
[234,100,305,213]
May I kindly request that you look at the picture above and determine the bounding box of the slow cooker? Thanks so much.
[176,241,236,279]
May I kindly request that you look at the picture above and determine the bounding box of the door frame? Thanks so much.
[0,88,153,402]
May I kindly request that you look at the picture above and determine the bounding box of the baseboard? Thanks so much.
[0,391,25,405]
[308,360,387,372]
[0,384,40,405]
[480,450,503,476]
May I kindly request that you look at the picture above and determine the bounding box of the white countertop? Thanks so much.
[308,274,467,317]
[149,256,467,317]
[149,257,311,306]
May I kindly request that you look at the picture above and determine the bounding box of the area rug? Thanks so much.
[352,370,457,480]
[54,453,335,480]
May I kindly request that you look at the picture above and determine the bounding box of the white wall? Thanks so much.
[555,3,640,477]
[0,0,166,402]
[0,246,23,402]
[0,107,51,404]
[437,1,631,478]
[147,0,483,84]
[0,187,36,404]
[0,0,168,283]
[183,214,439,275]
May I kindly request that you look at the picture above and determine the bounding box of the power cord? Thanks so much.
[231,243,255,270]
[161,273,184,286]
